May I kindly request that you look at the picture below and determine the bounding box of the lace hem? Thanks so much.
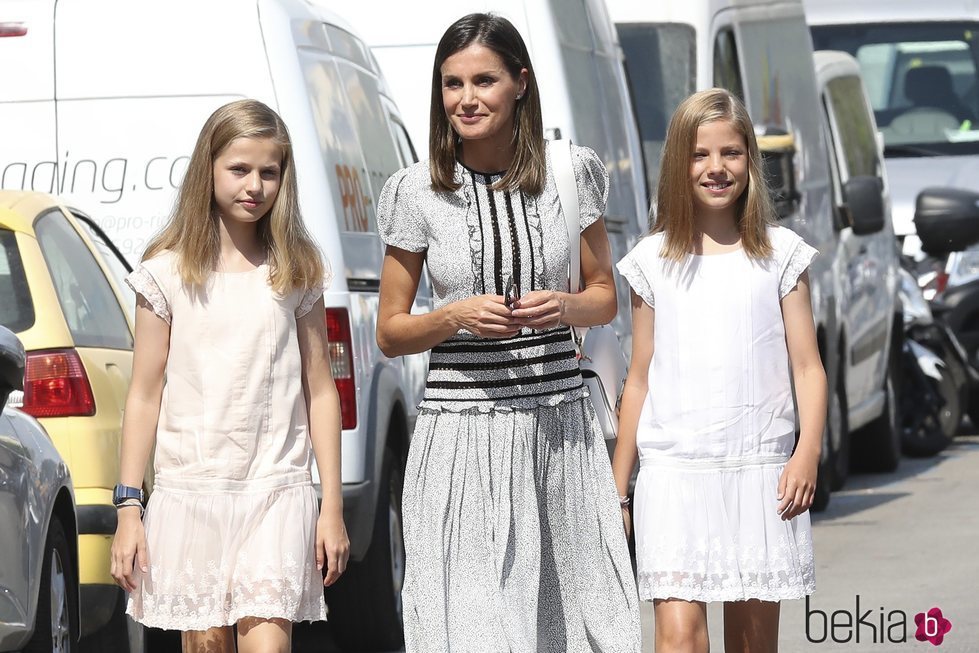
[128,600,328,631]
[616,255,655,308]
[125,265,171,324]
[779,239,818,299]
[638,573,815,603]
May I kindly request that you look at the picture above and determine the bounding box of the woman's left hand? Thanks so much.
[776,449,819,520]
[510,291,566,330]
[316,510,350,586]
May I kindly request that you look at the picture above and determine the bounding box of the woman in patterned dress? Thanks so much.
[375,13,641,653]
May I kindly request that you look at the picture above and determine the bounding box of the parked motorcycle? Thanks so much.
[898,267,955,457]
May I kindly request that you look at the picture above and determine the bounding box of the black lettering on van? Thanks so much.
[70,159,98,194]
[101,157,127,204]
[31,161,58,193]
[145,156,167,190]
[1,162,27,190]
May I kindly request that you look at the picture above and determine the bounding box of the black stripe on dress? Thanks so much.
[485,174,504,295]
[428,350,574,372]
[504,190,521,294]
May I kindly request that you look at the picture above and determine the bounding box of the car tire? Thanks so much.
[326,444,406,652]
[24,517,77,653]
[828,368,850,491]
[852,366,901,473]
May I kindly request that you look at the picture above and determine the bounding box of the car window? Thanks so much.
[713,28,745,103]
[0,229,35,333]
[33,210,133,349]
[390,117,417,167]
[618,22,696,198]
[74,215,136,322]
[825,75,881,180]
[812,22,979,155]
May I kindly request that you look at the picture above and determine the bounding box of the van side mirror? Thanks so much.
[757,131,800,220]
[844,176,885,235]
[914,186,979,255]
[0,326,26,410]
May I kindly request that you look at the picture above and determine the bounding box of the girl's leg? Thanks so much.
[236,617,291,653]
[181,626,235,653]
[654,598,709,653]
[723,599,780,653]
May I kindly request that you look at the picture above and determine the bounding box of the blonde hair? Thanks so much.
[429,13,545,195]
[652,88,775,261]
[144,99,325,295]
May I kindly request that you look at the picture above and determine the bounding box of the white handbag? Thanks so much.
[551,139,628,440]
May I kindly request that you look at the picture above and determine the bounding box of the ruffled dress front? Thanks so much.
[617,226,818,602]
[377,143,641,652]
[124,252,330,630]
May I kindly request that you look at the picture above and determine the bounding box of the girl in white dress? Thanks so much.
[612,88,826,652]
[109,99,349,653]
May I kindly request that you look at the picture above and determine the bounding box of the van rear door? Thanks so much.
[0,0,57,196]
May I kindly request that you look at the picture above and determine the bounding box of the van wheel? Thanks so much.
[327,445,406,652]
[24,517,77,653]
[853,368,901,473]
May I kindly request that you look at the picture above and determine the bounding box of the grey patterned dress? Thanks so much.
[377,142,641,653]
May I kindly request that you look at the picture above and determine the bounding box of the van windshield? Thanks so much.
[617,23,696,191]
[812,22,979,157]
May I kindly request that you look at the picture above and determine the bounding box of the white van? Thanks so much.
[606,0,902,507]
[0,0,422,649]
[324,0,650,344]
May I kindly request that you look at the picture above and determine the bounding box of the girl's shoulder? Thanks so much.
[765,224,809,259]
[138,249,178,279]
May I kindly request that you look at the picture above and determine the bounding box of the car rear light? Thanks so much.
[325,307,357,430]
[22,349,96,418]
[0,22,27,37]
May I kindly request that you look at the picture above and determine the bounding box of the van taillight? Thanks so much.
[326,307,357,430]
[0,22,27,37]
[22,349,96,418]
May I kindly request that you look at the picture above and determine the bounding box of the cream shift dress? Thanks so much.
[616,225,817,603]
[124,250,330,629]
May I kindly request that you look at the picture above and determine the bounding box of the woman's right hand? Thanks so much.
[621,505,632,541]
[110,507,148,592]
[450,295,520,338]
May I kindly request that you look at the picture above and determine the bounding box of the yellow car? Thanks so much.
[0,190,142,651]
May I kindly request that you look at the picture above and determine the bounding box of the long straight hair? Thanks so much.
[429,13,545,195]
[652,88,775,261]
[143,99,325,295]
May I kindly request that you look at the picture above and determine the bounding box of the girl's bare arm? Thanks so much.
[297,296,349,586]
[779,271,828,519]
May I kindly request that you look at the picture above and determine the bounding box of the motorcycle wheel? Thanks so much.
[901,356,954,457]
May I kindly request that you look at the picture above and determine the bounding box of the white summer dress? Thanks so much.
[124,251,330,629]
[377,142,641,652]
[616,226,818,602]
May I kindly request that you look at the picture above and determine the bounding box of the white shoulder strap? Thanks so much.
[551,138,580,293]
[550,138,585,345]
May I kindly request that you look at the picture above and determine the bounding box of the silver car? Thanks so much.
[0,325,78,652]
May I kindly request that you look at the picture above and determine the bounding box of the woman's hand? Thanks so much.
[316,510,350,587]
[510,291,566,330]
[621,505,632,541]
[776,448,819,520]
[450,295,520,338]
[110,507,148,592]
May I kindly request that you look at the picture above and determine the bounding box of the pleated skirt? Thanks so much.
[401,396,642,653]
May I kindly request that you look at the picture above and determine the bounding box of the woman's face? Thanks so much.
[212,136,283,224]
[441,43,527,145]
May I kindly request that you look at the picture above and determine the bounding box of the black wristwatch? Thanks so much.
[112,484,144,506]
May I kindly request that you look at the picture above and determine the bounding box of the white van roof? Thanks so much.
[804,0,979,25]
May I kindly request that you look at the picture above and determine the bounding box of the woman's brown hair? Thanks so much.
[652,88,775,261]
[143,99,326,295]
[429,13,545,195]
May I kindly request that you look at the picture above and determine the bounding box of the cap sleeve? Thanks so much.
[779,231,818,299]
[125,255,172,325]
[571,144,609,232]
[296,258,334,319]
[376,166,428,253]
[616,239,656,308]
